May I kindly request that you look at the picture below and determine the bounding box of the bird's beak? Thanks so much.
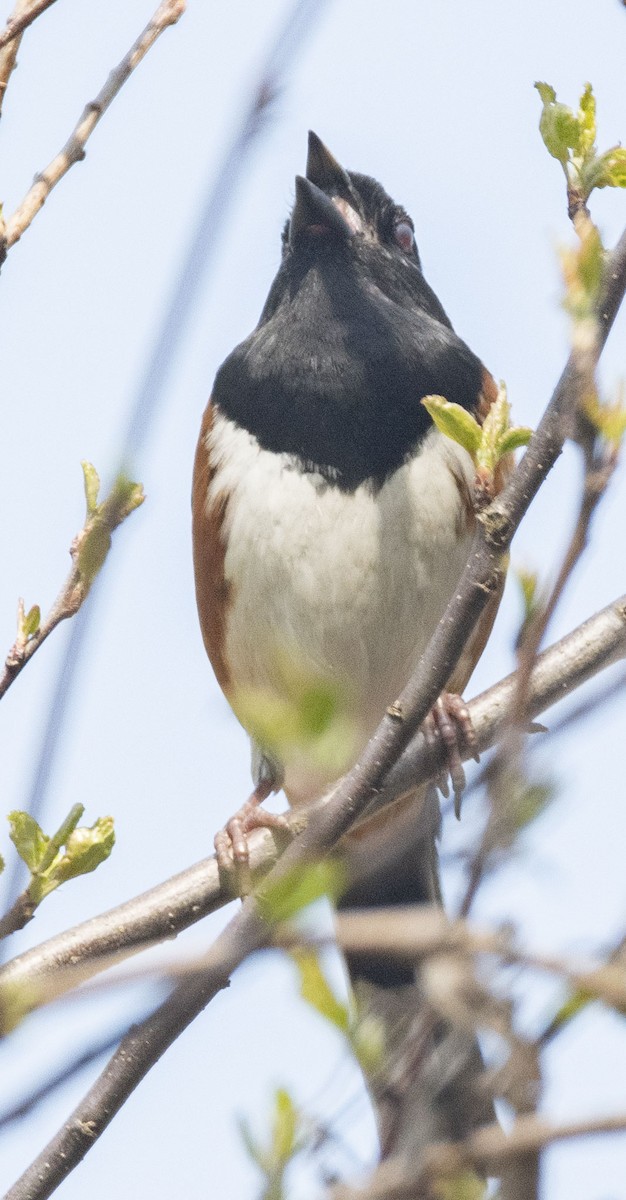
[289,176,355,246]
[306,131,353,201]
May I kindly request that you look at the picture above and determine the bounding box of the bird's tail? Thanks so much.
[337,787,495,1163]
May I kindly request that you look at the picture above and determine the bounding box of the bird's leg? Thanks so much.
[214,777,290,885]
[422,693,479,819]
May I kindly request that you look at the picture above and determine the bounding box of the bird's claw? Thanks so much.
[214,781,289,894]
[422,693,479,819]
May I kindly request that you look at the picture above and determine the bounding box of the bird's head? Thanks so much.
[214,132,484,489]
[259,131,450,330]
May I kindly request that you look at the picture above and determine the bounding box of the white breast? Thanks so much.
[205,412,475,803]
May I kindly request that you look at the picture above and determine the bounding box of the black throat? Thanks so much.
[213,236,483,491]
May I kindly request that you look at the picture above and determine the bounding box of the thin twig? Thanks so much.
[0,1020,138,1132]
[0,0,52,122]
[4,0,185,251]
[0,474,144,702]
[331,1112,626,1199]
[335,909,626,1016]
[0,0,55,53]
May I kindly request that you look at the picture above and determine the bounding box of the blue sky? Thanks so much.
[1,1,626,1196]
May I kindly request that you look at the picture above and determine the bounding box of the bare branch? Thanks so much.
[0,1021,132,1132]
[0,0,55,53]
[4,0,185,252]
[0,0,55,121]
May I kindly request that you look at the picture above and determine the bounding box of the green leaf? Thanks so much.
[593,146,626,190]
[535,81,580,163]
[8,812,48,872]
[513,780,555,832]
[272,1088,298,1164]
[577,82,596,156]
[548,987,593,1034]
[239,1088,305,1195]
[422,396,482,456]
[76,522,112,585]
[585,389,626,448]
[260,860,346,924]
[577,224,604,297]
[52,817,115,886]
[293,949,350,1035]
[0,852,5,875]
[77,469,145,587]
[475,385,511,475]
[21,604,41,639]
[104,473,145,524]
[534,81,556,106]
[350,1010,386,1075]
[37,803,84,873]
[498,426,533,456]
[514,566,539,623]
[433,1171,487,1200]
[81,460,100,516]
[233,656,355,777]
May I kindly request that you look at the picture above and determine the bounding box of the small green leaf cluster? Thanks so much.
[422,384,532,499]
[239,1087,306,1200]
[560,224,605,322]
[16,599,41,643]
[513,566,547,649]
[234,654,355,778]
[259,860,345,924]
[292,948,385,1077]
[584,387,626,452]
[77,462,144,587]
[432,1171,488,1200]
[8,804,114,908]
[535,81,626,200]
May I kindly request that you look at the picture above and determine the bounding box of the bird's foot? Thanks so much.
[214,778,289,892]
[423,693,479,819]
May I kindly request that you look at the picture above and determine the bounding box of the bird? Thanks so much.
[192,132,505,1156]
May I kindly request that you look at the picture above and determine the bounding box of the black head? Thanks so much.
[213,133,485,489]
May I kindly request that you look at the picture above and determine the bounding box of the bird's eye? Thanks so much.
[393,221,415,253]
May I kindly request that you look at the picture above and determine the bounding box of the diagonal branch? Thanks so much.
[3,0,185,254]
[0,472,144,702]
[2,593,625,997]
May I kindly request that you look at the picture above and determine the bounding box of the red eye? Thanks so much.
[394,221,414,253]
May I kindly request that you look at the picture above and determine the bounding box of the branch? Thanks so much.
[0,0,57,122]
[331,1112,626,1200]
[0,470,144,702]
[2,593,624,998]
[3,0,185,252]
[0,0,55,52]
[0,1021,133,1132]
[334,908,626,1016]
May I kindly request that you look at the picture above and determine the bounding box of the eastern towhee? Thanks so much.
[192,133,505,908]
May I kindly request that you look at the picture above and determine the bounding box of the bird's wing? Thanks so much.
[191,398,232,696]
